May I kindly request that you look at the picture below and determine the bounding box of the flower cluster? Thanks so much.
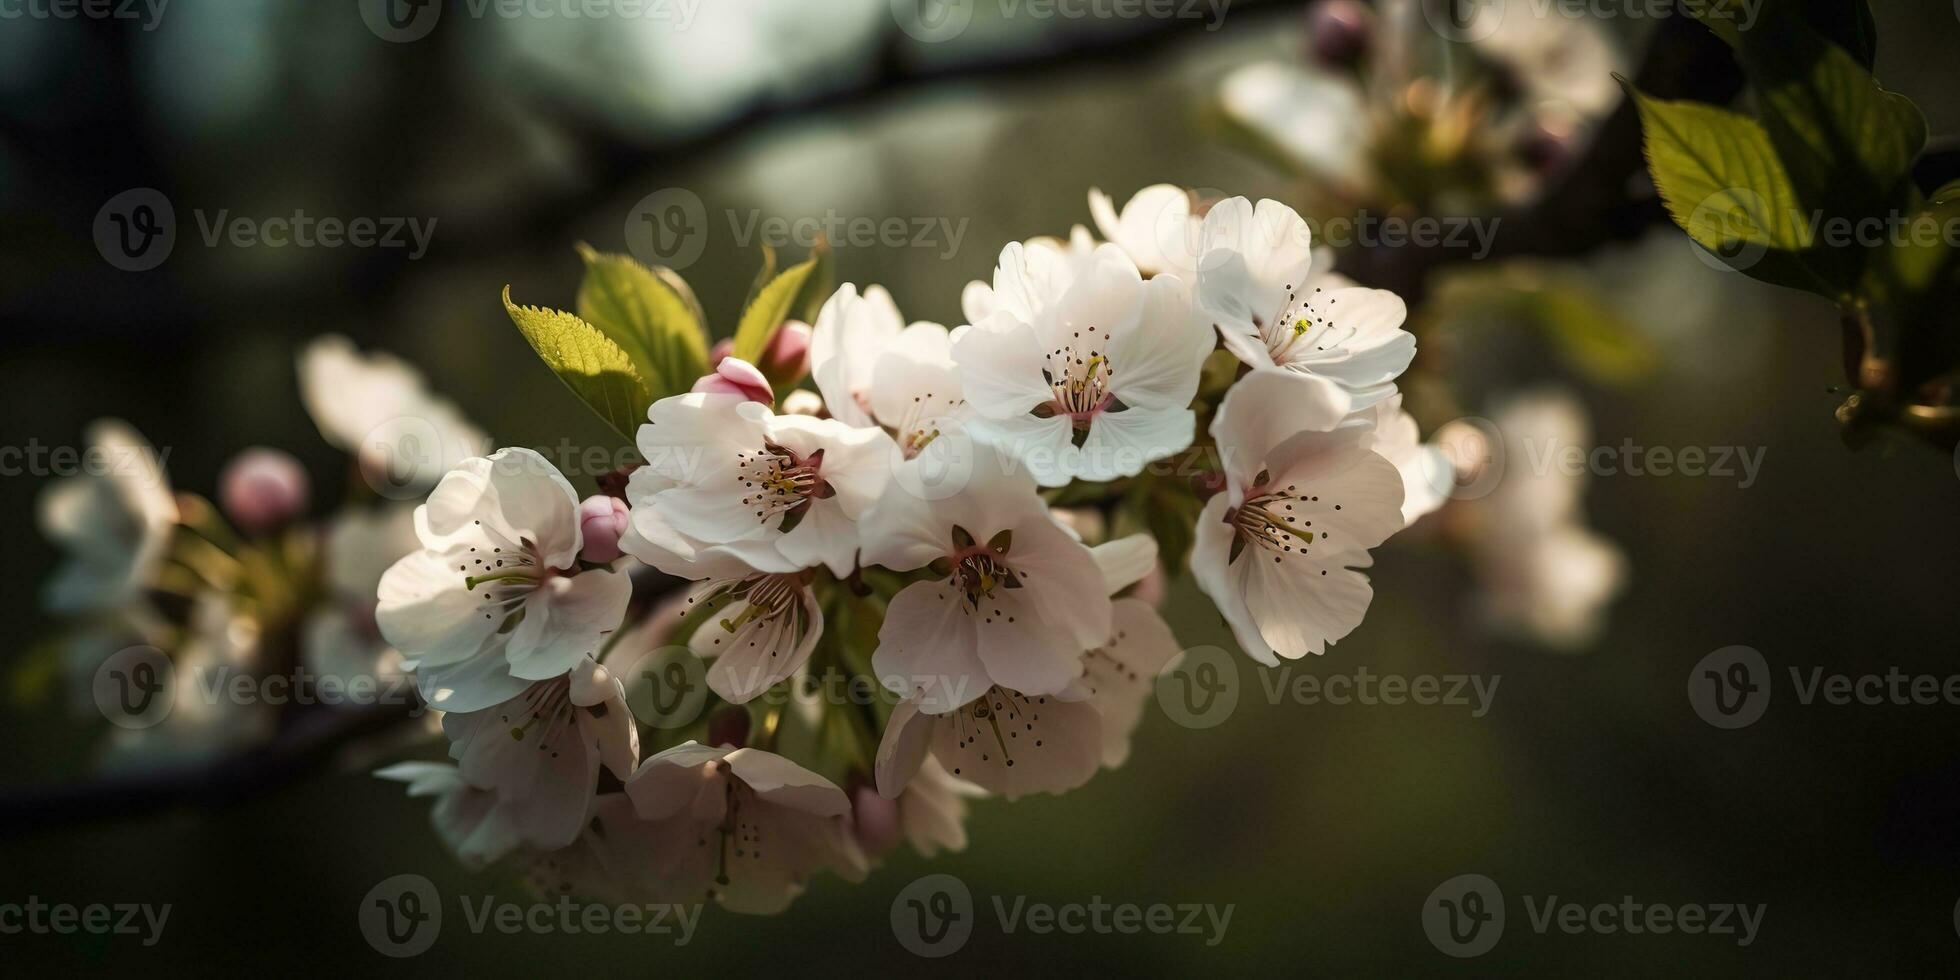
[366,185,1445,912]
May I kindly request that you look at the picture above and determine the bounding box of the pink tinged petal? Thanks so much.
[1215,321,1279,372]
[412,644,530,712]
[506,569,632,681]
[857,482,953,572]
[1189,494,1279,665]
[1210,369,1353,488]
[479,448,585,568]
[569,661,640,780]
[950,315,1055,417]
[1105,273,1213,410]
[776,497,860,577]
[960,280,996,324]
[696,588,823,704]
[726,747,852,816]
[1083,599,1182,768]
[692,356,774,404]
[1264,436,1407,554]
[1090,184,1197,277]
[1005,515,1115,650]
[929,690,1103,800]
[899,759,980,857]
[1240,546,1375,659]
[871,582,987,714]
[1076,405,1194,482]
[637,391,768,484]
[874,696,936,799]
[623,741,728,821]
[968,412,1077,487]
[1043,244,1144,353]
[375,549,501,667]
[1090,534,1158,595]
[971,589,1088,698]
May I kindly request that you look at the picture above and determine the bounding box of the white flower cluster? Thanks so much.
[370,187,1446,913]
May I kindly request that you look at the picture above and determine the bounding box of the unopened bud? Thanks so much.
[1306,0,1372,69]
[851,781,902,858]
[692,357,774,404]
[577,494,630,564]
[219,448,309,534]
[758,321,813,388]
[708,338,735,366]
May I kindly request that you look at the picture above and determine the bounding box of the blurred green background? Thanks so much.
[5,0,1960,973]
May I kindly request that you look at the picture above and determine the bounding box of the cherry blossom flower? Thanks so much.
[860,447,1112,712]
[809,283,970,462]
[374,762,525,870]
[297,334,488,494]
[1196,197,1415,410]
[1467,390,1626,648]
[551,743,868,914]
[1365,393,1453,528]
[631,392,895,577]
[953,241,1214,485]
[37,419,178,615]
[304,503,418,692]
[1192,370,1407,664]
[437,656,638,850]
[376,448,632,710]
[873,535,1177,799]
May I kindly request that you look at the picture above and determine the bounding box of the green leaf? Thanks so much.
[1739,19,1922,209]
[503,286,653,442]
[1627,85,1812,254]
[574,245,710,401]
[743,244,779,314]
[730,243,834,363]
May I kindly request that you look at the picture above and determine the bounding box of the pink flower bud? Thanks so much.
[1305,0,1372,69]
[577,494,630,564]
[850,782,902,858]
[708,337,735,367]
[692,356,775,404]
[219,448,309,534]
[759,320,813,387]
